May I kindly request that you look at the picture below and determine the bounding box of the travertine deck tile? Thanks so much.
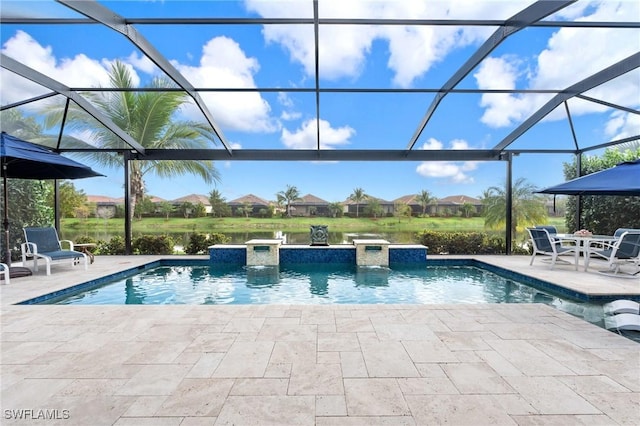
[360,341,420,377]
[405,394,518,425]
[1,255,638,425]
[581,391,640,425]
[212,341,274,378]
[215,395,315,425]
[442,362,517,394]
[116,365,191,396]
[344,378,410,416]
[511,414,618,425]
[504,376,601,415]
[316,395,347,416]
[340,351,369,378]
[288,362,344,395]
[229,378,289,396]
[154,378,234,417]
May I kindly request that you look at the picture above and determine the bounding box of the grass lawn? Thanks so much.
[62,216,567,234]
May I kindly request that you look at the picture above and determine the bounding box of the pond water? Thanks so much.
[61,230,422,245]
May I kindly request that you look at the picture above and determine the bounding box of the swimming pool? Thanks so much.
[42,264,559,305]
[29,262,603,321]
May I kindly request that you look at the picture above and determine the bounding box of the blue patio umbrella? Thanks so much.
[1,132,103,271]
[538,159,640,196]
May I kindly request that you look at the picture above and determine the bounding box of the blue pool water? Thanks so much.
[40,264,601,316]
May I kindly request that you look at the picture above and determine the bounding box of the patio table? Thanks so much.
[555,234,617,271]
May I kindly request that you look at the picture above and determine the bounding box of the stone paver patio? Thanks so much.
[1,255,639,425]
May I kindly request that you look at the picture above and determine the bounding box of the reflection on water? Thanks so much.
[50,264,607,327]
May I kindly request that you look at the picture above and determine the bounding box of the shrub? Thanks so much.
[417,230,508,255]
[185,232,231,255]
[99,235,126,255]
[133,235,174,255]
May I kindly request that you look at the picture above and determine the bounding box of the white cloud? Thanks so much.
[245,0,530,88]
[1,31,278,135]
[475,1,640,128]
[474,56,535,128]
[278,92,302,121]
[416,137,477,183]
[605,110,640,141]
[174,36,278,133]
[281,111,302,121]
[126,51,157,75]
[1,30,112,105]
[281,118,354,149]
[278,92,294,108]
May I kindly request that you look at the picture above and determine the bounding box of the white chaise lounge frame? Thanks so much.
[21,227,88,276]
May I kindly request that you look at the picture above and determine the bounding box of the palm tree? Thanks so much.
[208,189,230,217]
[276,185,301,217]
[460,202,475,218]
[42,60,220,223]
[327,201,343,218]
[483,177,548,239]
[417,189,435,217]
[348,187,367,217]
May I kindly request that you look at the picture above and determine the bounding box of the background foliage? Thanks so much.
[1,180,53,260]
[564,147,640,234]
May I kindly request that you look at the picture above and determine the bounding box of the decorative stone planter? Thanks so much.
[310,225,329,246]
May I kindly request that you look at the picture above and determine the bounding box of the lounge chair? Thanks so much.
[21,227,88,276]
[613,228,639,238]
[585,231,640,277]
[526,227,578,270]
[0,263,9,284]
[604,313,640,332]
[603,300,640,315]
[535,225,558,235]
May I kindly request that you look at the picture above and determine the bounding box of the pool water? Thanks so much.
[45,264,601,313]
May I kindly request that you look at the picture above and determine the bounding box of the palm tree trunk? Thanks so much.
[129,164,144,224]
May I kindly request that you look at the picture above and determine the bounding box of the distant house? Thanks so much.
[227,194,271,217]
[342,195,394,216]
[172,194,212,215]
[86,195,120,218]
[393,194,426,216]
[436,195,482,216]
[290,194,329,217]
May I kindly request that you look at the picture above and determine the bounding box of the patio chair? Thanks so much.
[0,263,9,284]
[21,227,88,276]
[613,228,640,238]
[585,231,640,277]
[526,227,578,270]
[535,225,558,235]
[603,300,640,315]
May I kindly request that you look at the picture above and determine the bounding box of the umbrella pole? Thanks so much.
[3,173,11,266]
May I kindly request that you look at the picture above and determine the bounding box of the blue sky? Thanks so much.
[1,0,638,203]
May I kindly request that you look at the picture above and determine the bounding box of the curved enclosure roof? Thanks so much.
[0,0,638,162]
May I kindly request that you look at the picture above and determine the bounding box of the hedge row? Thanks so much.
[416,230,528,255]
[76,231,527,256]
[75,232,230,255]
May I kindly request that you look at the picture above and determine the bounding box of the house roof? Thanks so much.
[87,195,119,204]
[438,195,482,205]
[292,194,329,205]
[172,194,210,205]
[393,194,419,205]
[342,195,391,205]
[228,194,270,206]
